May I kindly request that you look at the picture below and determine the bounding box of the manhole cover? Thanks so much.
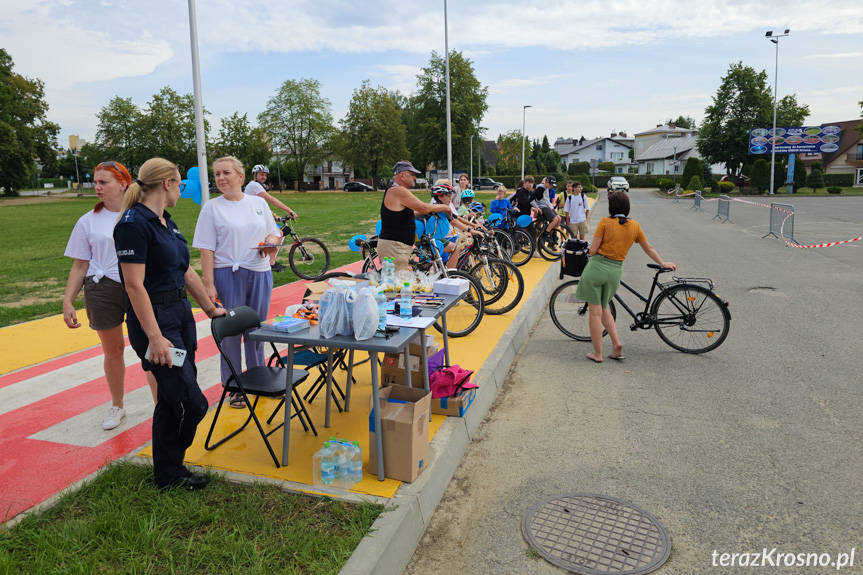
[522,493,671,575]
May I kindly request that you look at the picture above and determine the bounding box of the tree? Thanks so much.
[410,51,488,175]
[701,161,716,191]
[135,87,210,174]
[93,96,143,172]
[681,157,703,190]
[751,159,770,192]
[338,81,409,182]
[685,175,704,191]
[792,155,807,191]
[0,48,60,195]
[496,130,526,176]
[598,161,615,173]
[212,112,271,178]
[259,78,334,190]
[807,168,824,192]
[698,62,809,179]
[666,115,696,129]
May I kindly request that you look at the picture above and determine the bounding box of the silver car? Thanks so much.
[607,176,630,192]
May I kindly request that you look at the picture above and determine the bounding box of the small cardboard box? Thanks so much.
[304,278,370,302]
[431,386,477,417]
[382,347,444,388]
[369,385,431,483]
[433,277,469,296]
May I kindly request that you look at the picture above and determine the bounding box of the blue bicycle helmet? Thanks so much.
[469,201,484,213]
[460,188,475,200]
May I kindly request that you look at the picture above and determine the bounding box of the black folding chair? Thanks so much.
[204,306,315,468]
[266,348,349,420]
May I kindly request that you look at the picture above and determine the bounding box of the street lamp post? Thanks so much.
[444,0,452,182]
[765,29,790,196]
[521,105,532,181]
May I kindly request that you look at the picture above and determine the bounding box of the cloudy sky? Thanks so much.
[2,0,862,154]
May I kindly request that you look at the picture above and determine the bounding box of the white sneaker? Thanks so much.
[102,406,125,430]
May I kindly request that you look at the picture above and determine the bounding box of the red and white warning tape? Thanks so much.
[670,190,862,249]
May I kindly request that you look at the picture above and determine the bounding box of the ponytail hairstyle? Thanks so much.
[122,158,179,214]
[607,191,630,225]
[92,160,131,213]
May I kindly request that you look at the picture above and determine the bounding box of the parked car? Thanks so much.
[473,177,502,190]
[343,181,375,192]
[607,176,630,192]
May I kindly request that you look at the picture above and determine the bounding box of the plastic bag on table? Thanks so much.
[319,286,355,338]
[352,287,378,341]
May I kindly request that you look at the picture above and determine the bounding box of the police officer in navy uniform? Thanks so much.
[114,158,226,491]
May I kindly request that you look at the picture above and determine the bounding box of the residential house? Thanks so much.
[799,120,863,187]
[632,124,723,176]
[555,132,634,174]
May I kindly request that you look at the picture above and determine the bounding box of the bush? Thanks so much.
[574,174,597,193]
[793,156,807,192]
[751,159,770,192]
[717,181,734,194]
[812,161,823,172]
[681,158,702,191]
[827,186,842,194]
[568,161,590,175]
[823,173,854,187]
[656,178,674,191]
[807,169,824,192]
[598,162,615,173]
[739,186,760,196]
[685,175,703,191]
[702,163,716,192]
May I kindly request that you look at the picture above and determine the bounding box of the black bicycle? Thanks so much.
[549,263,731,353]
[273,215,330,280]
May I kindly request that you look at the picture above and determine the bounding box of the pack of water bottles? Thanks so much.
[312,438,364,489]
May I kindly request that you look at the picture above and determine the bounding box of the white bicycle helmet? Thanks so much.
[252,164,269,174]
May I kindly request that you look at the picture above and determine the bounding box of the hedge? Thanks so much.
[822,173,855,187]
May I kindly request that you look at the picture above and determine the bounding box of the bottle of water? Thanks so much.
[400,282,413,321]
[350,441,363,484]
[331,438,350,488]
[375,290,387,334]
[382,258,395,289]
[320,441,336,485]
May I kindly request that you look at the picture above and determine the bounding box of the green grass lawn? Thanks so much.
[0,461,384,574]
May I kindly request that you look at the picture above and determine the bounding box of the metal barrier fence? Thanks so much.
[763,203,796,243]
[712,195,732,223]
[690,191,702,211]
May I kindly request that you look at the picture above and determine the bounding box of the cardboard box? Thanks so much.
[369,385,431,483]
[431,386,477,417]
[381,340,441,388]
[433,277,469,296]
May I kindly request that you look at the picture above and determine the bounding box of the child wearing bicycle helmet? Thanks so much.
[457,188,475,217]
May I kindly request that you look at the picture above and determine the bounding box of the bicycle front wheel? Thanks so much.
[432,270,484,338]
[288,238,330,280]
[509,228,534,267]
[651,284,730,353]
[469,258,524,315]
[549,279,615,341]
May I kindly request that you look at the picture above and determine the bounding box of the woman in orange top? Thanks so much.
[575,192,676,363]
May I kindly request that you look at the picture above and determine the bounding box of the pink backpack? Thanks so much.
[429,365,478,399]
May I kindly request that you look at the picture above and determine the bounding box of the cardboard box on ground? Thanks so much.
[303,278,370,303]
[369,385,431,483]
[381,334,441,387]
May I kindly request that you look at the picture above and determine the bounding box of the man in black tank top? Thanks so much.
[379,161,450,271]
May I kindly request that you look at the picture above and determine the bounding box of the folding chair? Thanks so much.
[266,348,348,421]
[205,306,315,468]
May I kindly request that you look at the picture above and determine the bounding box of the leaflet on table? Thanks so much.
[259,315,311,332]
[385,315,436,329]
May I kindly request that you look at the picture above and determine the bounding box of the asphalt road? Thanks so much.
[405,190,863,574]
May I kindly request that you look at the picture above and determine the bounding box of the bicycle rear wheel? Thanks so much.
[651,284,730,353]
[509,228,534,267]
[537,228,567,261]
[468,258,524,315]
[549,279,615,341]
[288,238,331,280]
[432,270,484,338]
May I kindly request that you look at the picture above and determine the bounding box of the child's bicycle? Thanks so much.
[273,215,331,280]
[549,263,731,353]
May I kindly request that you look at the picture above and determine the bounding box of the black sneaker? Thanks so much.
[159,473,210,491]
[271,262,287,272]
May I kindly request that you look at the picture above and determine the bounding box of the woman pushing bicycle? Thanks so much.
[576,192,676,363]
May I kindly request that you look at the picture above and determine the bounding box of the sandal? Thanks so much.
[229,392,247,409]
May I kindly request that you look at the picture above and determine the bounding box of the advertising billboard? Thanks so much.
[749,126,841,155]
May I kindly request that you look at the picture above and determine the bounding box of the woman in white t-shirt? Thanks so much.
[194,156,281,408]
[63,161,158,430]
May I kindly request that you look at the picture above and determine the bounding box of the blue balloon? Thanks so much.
[180,166,203,205]
[516,214,534,229]
[415,219,425,238]
[434,239,449,263]
[487,213,503,227]
[348,234,366,252]
[424,212,450,241]
[375,220,382,236]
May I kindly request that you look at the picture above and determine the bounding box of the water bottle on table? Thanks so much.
[400,282,413,321]
[375,290,387,335]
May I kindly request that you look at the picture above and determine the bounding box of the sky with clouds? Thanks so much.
[2,0,862,155]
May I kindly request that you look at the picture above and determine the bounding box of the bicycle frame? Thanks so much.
[610,268,718,331]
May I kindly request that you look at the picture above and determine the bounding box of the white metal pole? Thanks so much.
[769,38,780,196]
[521,105,531,181]
[187,0,209,205]
[444,0,452,182]
[470,135,473,187]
